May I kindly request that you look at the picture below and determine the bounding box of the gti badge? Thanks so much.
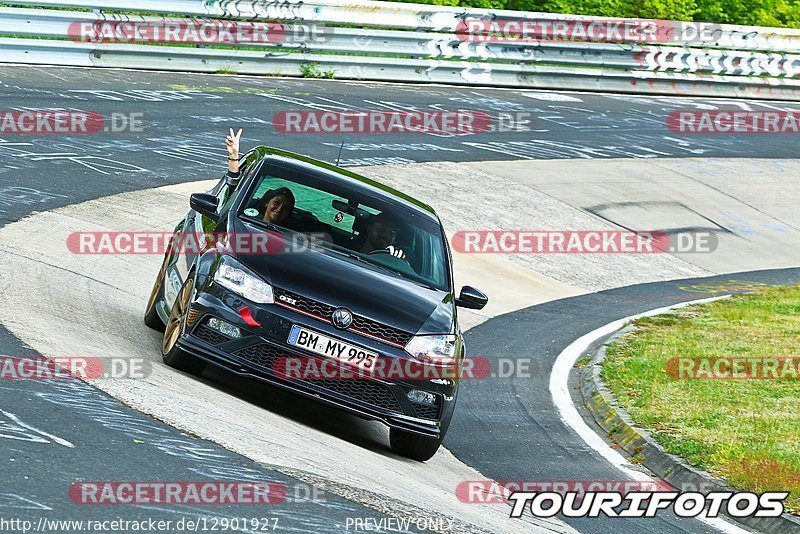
[331,308,354,330]
[278,294,297,305]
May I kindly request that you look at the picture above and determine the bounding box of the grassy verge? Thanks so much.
[602,286,800,513]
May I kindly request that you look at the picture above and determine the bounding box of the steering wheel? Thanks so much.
[368,247,410,265]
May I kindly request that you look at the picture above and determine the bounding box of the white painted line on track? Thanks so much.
[549,295,756,534]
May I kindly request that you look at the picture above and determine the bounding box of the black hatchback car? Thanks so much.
[144,146,488,461]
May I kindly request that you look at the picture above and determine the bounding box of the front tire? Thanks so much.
[161,276,206,376]
[144,242,173,331]
[389,428,443,462]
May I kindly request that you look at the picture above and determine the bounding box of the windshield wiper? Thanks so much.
[327,247,373,266]
[241,216,288,235]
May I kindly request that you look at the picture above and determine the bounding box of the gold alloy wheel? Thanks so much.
[162,277,193,355]
[145,245,172,316]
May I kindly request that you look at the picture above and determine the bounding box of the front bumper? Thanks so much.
[177,290,457,438]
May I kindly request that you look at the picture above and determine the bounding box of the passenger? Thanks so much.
[225,128,295,225]
[260,187,295,226]
[360,212,406,259]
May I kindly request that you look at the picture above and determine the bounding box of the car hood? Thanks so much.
[231,220,455,336]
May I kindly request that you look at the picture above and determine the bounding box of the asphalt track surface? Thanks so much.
[0,360,418,532]
[3,63,800,228]
[1,64,799,532]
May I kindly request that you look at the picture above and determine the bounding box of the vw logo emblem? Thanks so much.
[331,308,353,330]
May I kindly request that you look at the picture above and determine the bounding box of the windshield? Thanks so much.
[237,163,450,291]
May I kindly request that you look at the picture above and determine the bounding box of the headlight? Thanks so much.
[213,257,274,304]
[405,334,458,367]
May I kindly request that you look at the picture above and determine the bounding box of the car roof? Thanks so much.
[250,146,440,223]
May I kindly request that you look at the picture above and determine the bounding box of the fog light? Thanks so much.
[407,389,437,406]
[208,317,242,339]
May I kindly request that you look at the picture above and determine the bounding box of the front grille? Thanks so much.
[350,315,413,346]
[235,343,283,369]
[274,288,413,346]
[194,323,231,345]
[313,379,402,412]
[411,402,440,420]
[234,343,402,412]
[275,288,336,319]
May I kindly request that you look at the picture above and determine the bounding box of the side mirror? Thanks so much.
[455,286,488,310]
[190,193,220,222]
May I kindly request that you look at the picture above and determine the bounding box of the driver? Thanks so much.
[360,212,406,259]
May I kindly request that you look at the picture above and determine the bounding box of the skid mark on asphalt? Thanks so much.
[0,493,52,510]
[0,187,68,213]
[0,409,74,447]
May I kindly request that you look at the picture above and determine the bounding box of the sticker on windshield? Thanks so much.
[244,208,259,217]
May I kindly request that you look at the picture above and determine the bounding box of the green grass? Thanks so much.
[602,286,800,514]
[299,62,335,79]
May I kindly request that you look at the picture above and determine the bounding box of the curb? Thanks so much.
[579,326,800,534]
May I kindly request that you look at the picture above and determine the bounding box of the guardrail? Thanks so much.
[2,1,800,99]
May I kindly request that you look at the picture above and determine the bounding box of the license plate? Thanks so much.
[288,325,377,371]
